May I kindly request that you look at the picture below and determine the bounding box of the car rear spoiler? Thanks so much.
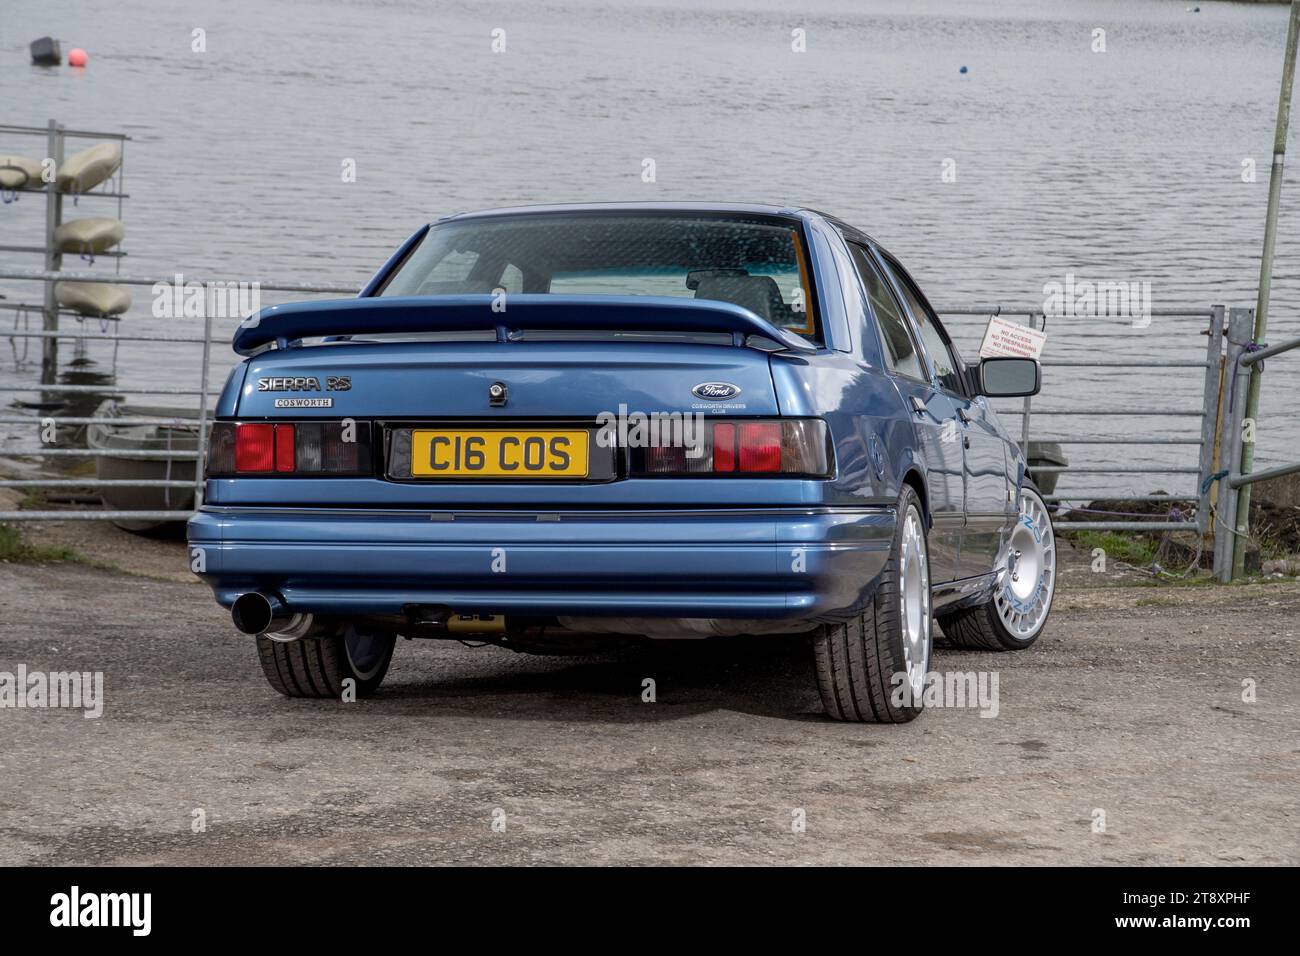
[231,294,818,356]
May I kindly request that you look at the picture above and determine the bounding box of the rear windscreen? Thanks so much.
[379,213,819,340]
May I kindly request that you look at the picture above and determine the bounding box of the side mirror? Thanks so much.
[978,356,1040,397]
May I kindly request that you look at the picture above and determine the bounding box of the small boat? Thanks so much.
[0,154,42,190]
[87,400,200,534]
[30,37,62,67]
[55,281,132,317]
[54,217,125,254]
[56,142,122,194]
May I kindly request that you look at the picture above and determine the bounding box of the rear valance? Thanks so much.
[232,294,818,356]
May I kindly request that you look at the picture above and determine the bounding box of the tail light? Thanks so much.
[205,421,372,477]
[232,423,273,473]
[630,419,831,477]
[738,422,782,472]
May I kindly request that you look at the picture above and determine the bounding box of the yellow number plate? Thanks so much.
[410,430,589,478]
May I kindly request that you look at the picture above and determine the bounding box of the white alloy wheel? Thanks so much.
[994,485,1056,640]
[899,504,932,699]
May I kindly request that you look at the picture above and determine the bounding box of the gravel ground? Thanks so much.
[0,554,1296,866]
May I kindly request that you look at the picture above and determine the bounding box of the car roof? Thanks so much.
[434,202,882,247]
[436,201,813,221]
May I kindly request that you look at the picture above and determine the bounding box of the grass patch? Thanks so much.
[0,523,80,563]
[1256,532,1292,562]
[1064,529,1159,566]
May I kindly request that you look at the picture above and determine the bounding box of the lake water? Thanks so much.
[3,0,1298,497]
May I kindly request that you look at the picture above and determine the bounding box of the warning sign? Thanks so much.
[979,316,1046,359]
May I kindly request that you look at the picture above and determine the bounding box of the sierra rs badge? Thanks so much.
[257,376,352,392]
[259,376,319,391]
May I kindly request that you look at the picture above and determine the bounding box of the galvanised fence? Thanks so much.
[0,267,1291,583]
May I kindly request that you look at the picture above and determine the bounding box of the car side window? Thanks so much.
[848,243,925,381]
[880,255,965,395]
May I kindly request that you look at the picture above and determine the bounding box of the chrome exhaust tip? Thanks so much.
[231,592,313,640]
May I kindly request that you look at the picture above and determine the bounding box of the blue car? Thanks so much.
[188,203,1055,722]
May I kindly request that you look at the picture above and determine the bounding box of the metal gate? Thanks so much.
[0,278,1286,582]
[0,267,353,521]
[938,306,1225,535]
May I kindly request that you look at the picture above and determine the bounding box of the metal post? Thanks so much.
[41,119,64,385]
[1234,0,1300,579]
[1216,308,1254,582]
[1019,313,1035,452]
[1197,305,1225,542]
[194,310,213,510]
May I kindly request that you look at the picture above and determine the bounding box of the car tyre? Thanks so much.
[813,483,931,722]
[938,480,1056,651]
[256,624,396,698]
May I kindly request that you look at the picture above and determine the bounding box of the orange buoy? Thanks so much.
[68,48,87,67]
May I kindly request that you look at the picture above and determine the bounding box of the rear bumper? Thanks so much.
[187,506,894,622]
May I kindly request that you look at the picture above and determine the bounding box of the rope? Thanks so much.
[9,305,31,369]
[1055,501,1195,520]
[163,415,175,510]
[1200,469,1229,495]
[1154,504,1201,580]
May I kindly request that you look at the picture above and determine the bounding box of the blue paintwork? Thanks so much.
[190,203,1031,626]
[190,507,894,620]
